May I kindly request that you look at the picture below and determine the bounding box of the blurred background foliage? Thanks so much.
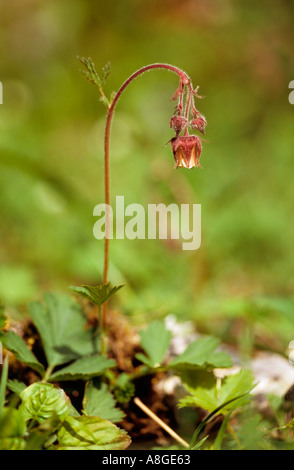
[1,0,294,350]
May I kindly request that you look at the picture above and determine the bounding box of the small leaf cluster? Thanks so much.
[0,290,129,450]
[0,370,130,450]
[77,57,115,108]
[136,320,233,371]
[0,292,116,382]
[2,293,293,450]
[135,320,294,450]
[70,282,124,308]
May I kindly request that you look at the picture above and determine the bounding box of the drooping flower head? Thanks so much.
[171,135,202,169]
[169,79,207,169]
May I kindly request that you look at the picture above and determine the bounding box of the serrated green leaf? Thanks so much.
[218,370,255,404]
[70,283,124,307]
[20,383,70,424]
[78,56,102,88]
[49,355,116,382]
[55,415,131,450]
[29,292,100,368]
[169,336,219,367]
[178,387,217,411]
[169,336,232,369]
[189,393,250,448]
[77,57,111,108]
[0,330,45,377]
[83,380,125,423]
[179,370,255,413]
[7,379,26,396]
[139,320,172,367]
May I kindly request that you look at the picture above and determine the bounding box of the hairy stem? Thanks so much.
[101,63,191,349]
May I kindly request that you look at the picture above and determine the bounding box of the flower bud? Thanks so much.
[171,135,202,169]
[190,116,207,135]
[170,116,188,135]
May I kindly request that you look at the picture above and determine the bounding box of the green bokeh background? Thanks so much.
[1,0,294,347]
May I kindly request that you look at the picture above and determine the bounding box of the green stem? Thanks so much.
[42,365,55,383]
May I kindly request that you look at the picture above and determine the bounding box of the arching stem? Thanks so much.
[101,64,191,353]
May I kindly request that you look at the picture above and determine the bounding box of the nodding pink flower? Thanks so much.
[171,135,202,169]
[190,116,207,135]
[170,116,188,135]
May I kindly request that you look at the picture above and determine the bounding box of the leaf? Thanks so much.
[177,368,220,413]
[0,437,26,450]
[78,56,106,88]
[137,320,172,368]
[179,386,224,412]
[191,435,209,450]
[0,330,45,377]
[101,62,111,87]
[29,292,100,368]
[20,383,70,424]
[26,414,68,450]
[213,403,241,450]
[169,336,232,369]
[83,380,125,423]
[77,57,111,107]
[70,283,124,308]
[177,369,216,391]
[135,353,155,368]
[55,415,131,450]
[189,393,250,448]
[78,56,102,87]
[0,356,9,412]
[179,370,255,413]
[231,413,269,450]
[49,355,116,382]
[112,373,135,405]
[206,351,234,369]
[0,408,26,438]
[218,370,255,405]
[7,379,26,396]
[25,427,56,451]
